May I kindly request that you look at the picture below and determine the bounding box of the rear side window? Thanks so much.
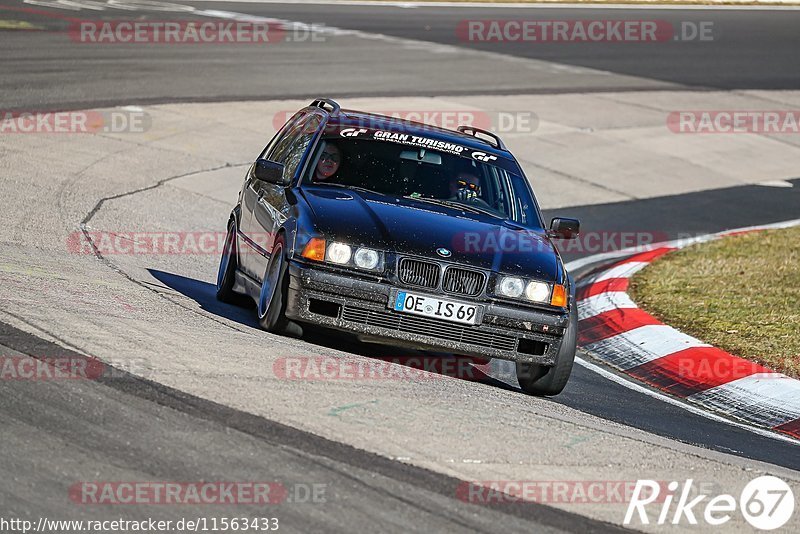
[282,115,322,179]
[261,112,304,160]
[267,115,306,162]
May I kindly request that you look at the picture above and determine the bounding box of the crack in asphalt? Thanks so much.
[75,162,270,336]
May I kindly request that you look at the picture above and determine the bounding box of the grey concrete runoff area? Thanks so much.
[1,1,800,532]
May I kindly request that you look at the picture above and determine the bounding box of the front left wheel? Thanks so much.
[516,304,577,396]
[257,235,289,333]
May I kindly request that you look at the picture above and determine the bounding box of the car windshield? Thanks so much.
[302,133,542,228]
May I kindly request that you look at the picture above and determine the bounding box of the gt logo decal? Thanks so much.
[471,151,497,162]
[340,128,367,137]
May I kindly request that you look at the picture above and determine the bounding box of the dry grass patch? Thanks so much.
[630,226,800,378]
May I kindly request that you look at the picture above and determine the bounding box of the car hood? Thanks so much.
[301,187,560,281]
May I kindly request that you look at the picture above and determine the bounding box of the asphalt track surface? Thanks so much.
[2,1,800,531]
[0,322,617,534]
[3,1,800,110]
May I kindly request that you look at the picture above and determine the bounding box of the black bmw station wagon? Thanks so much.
[217,99,580,395]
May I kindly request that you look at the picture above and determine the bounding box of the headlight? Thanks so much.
[302,238,384,272]
[327,242,352,264]
[497,276,561,306]
[525,281,551,303]
[498,276,525,298]
[354,247,380,270]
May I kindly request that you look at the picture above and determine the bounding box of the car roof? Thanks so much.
[314,108,513,161]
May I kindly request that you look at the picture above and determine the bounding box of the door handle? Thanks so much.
[257,190,265,200]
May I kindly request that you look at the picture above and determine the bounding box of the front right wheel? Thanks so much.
[516,304,577,396]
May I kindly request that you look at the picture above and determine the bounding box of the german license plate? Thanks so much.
[392,291,481,325]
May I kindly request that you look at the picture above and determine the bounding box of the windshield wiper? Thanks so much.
[315,182,383,196]
[404,196,505,219]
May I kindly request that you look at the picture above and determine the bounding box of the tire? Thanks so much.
[257,235,289,333]
[516,304,577,396]
[216,219,239,303]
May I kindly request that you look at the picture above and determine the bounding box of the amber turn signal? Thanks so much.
[301,238,326,261]
[550,284,567,307]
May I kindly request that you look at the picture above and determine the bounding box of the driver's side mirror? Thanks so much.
[254,158,288,186]
[549,217,580,240]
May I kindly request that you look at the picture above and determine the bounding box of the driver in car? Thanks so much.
[313,143,342,182]
[449,172,481,202]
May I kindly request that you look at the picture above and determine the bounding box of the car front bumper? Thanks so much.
[284,260,570,365]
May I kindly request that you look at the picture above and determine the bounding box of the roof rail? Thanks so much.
[310,98,341,116]
[457,125,506,151]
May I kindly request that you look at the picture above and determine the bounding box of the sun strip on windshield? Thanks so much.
[330,127,520,173]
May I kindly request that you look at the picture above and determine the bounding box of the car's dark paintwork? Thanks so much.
[219,100,579,382]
